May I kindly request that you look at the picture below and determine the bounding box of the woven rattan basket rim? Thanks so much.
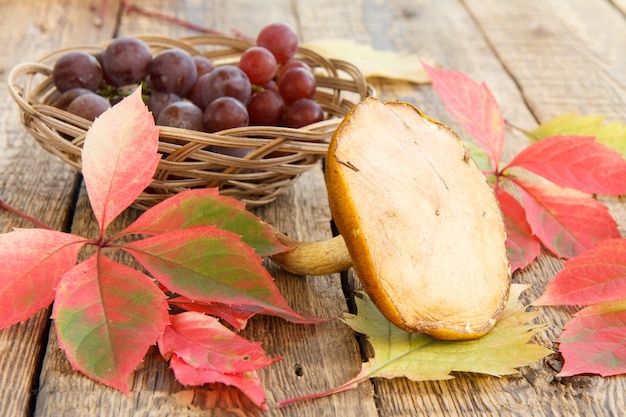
[7,35,374,208]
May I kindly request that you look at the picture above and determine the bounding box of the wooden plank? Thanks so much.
[33,1,379,415]
[0,1,118,416]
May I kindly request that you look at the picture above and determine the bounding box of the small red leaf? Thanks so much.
[122,226,314,323]
[120,188,288,256]
[158,312,278,374]
[512,179,620,258]
[535,238,626,306]
[505,135,626,195]
[496,187,541,271]
[424,63,505,168]
[0,229,85,329]
[169,355,267,409]
[53,253,169,394]
[556,300,626,377]
[82,87,161,234]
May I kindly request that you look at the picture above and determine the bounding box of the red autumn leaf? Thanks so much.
[122,226,312,323]
[535,239,626,306]
[556,300,626,377]
[505,135,626,195]
[168,296,258,330]
[169,355,267,409]
[0,229,85,329]
[82,87,161,234]
[158,312,278,375]
[495,188,541,271]
[511,179,620,259]
[52,252,169,394]
[424,63,505,168]
[120,188,288,256]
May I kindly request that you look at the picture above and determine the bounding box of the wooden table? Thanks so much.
[2,1,626,416]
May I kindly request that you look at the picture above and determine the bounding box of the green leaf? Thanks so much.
[527,113,626,158]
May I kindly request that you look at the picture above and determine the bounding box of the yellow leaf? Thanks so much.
[302,39,432,84]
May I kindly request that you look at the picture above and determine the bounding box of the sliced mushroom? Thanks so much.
[271,97,511,340]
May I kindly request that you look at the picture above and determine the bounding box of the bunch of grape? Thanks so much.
[51,23,325,138]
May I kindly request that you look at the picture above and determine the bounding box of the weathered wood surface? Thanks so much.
[1,0,625,416]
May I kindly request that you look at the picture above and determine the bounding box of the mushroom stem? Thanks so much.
[268,226,353,276]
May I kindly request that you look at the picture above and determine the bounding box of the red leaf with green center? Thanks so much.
[0,229,85,329]
[424,63,504,168]
[512,179,620,258]
[505,135,626,195]
[122,226,313,323]
[120,188,288,256]
[82,87,161,234]
[169,355,267,409]
[158,311,278,374]
[495,187,540,271]
[535,238,626,306]
[52,252,169,394]
[556,300,626,377]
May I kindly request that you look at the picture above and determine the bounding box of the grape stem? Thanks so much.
[0,198,54,230]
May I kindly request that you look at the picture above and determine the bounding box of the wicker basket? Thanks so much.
[7,35,372,209]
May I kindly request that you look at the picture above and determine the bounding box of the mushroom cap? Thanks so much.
[325,97,511,340]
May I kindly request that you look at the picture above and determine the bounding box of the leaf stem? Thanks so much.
[0,198,54,230]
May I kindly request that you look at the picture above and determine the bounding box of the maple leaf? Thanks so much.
[426,65,623,268]
[278,284,551,407]
[535,239,626,376]
[527,112,626,158]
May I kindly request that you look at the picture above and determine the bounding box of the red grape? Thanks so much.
[239,46,277,85]
[277,67,316,105]
[192,55,215,76]
[247,90,285,126]
[203,96,249,133]
[283,98,324,128]
[149,49,197,96]
[201,65,251,106]
[157,101,204,131]
[256,23,298,65]
[53,87,94,110]
[102,37,152,87]
[188,73,210,109]
[277,59,312,81]
[66,93,111,121]
[52,51,103,93]
[147,92,181,121]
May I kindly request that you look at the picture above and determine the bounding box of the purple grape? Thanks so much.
[203,96,249,133]
[247,90,284,126]
[149,49,197,96]
[66,93,111,121]
[283,98,324,128]
[202,65,251,107]
[102,36,152,87]
[157,101,204,131]
[52,51,103,93]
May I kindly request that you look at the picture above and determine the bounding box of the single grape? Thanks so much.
[277,67,316,105]
[66,93,111,121]
[201,65,251,106]
[52,51,103,93]
[102,36,152,87]
[52,87,94,110]
[239,46,277,86]
[256,22,298,65]
[247,90,285,126]
[283,98,324,128]
[188,73,210,109]
[192,55,215,76]
[277,59,312,81]
[157,101,204,131]
[147,92,181,121]
[203,96,249,133]
[149,48,198,96]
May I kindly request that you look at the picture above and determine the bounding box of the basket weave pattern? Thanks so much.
[8,35,371,209]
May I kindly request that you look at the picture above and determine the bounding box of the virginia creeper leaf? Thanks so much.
[120,188,288,256]
[0,229,85,329]
[168,296,258,330]
[82,87,161,234]
[512,179,620,259]
[158,311,278,374]
[279,284,551,407]
[122,226,314,323]
[527,113,626,158]
[505,135,626,195]
[169,355,267,409]
[424,64,505,168]
[535,239,626,306]
[495,188,541,271]
[556,300,626,377]
[53,252,169,394]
